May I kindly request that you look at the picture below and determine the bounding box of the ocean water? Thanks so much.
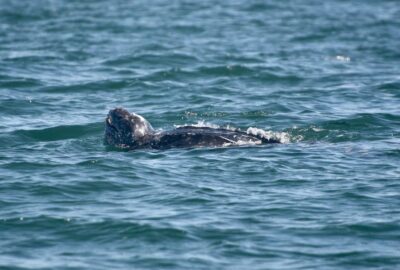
[1,0,399,269]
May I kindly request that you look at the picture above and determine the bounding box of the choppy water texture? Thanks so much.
[1,0,400,269]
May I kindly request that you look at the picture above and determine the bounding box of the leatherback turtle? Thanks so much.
[105,108,280,150]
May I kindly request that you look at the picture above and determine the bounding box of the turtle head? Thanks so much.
[105,108,154,149]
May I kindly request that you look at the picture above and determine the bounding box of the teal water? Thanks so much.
[1,1,400,269]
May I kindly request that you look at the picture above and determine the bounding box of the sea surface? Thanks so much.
[1,0,399,269]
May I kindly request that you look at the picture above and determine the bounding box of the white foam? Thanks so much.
[335,55,351,62]
[222,139,262,147]
[246,127,290,144]
[311,127,323,132]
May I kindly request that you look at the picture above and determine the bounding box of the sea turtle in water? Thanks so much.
[105,108,280,150]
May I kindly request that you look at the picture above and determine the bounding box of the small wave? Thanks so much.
[42,79,133,93]
[1,216,189,242]
[0,77,43,89]
[284,113,400,143]
[14,122,102,142]
[198,65,254,76]
[102,52,200,67]
[322,113,400,131]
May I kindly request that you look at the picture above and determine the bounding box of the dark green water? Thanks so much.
[1,1,400,269]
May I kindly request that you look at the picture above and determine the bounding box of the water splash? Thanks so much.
[246,127,290,144]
